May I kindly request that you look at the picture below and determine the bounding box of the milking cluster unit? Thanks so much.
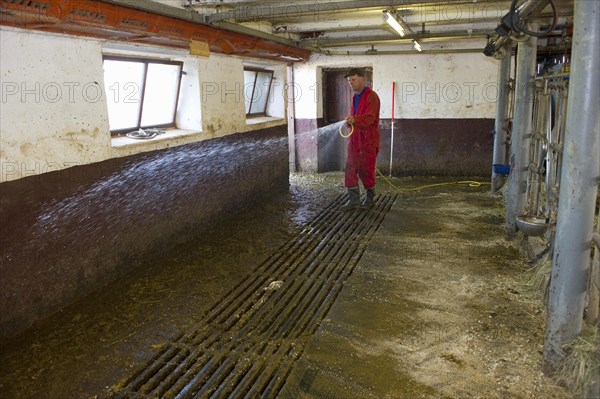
[519,73,569,242]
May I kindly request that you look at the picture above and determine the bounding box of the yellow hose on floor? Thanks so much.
[376,168,491,192]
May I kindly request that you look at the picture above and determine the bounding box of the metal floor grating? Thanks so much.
[113,193,397,399]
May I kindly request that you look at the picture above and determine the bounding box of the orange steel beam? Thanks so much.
[0,0,311,62]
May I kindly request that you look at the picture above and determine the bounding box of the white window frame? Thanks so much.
[103,55,184,136]
[244,67,274,117]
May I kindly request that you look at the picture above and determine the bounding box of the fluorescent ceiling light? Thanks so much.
[383,10,405,37]
[413,40,422,52]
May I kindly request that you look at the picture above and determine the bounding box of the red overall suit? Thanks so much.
[345,87,381,189]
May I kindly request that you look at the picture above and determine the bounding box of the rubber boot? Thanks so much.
[361,188,376,209]
[340,187,361,211]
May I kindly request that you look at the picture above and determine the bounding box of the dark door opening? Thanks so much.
[320,68,373,172]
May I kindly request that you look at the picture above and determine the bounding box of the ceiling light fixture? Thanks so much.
[383,10,405,37]
[413,40,422,52]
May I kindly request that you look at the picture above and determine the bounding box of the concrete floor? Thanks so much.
[0,173,569,399]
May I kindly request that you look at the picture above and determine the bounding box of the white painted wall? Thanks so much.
[176,57,202,131]
[199,55,247,136]
[195,55,287,137]
[0,27,288,183]
[293,51,498,120]
[1,24,497,183]
[292,65,321,119]
[1,28,111,182]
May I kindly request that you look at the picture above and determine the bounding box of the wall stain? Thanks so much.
[205,120,224,135]
[19,142,34,156]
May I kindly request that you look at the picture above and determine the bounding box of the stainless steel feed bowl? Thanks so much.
[516,215,549,236]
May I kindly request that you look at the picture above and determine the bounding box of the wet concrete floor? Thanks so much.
[0,173,569,398]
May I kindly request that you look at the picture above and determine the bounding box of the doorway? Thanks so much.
[320,68,373,172]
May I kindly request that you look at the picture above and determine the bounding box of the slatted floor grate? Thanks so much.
[113,193,397,399]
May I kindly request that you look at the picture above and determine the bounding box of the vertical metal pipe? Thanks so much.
[389,81,395,177]
[505,30,538,238]
[286,64,297,172]
[544,0,600,373]
[528,90,546,216]
[491,45,512,192]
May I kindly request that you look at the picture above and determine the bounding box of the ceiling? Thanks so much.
[169,0,575,56]
[0,0,575,61]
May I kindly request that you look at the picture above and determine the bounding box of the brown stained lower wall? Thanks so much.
[0,127,289,339]
[295,118,494,177]
[379,118,495,177]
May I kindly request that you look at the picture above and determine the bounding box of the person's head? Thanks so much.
[345,68,366,93]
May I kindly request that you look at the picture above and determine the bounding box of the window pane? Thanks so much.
[140,63,181,127]
[243,70,256,114]
[103,60,144,131]
[250,72,272,114]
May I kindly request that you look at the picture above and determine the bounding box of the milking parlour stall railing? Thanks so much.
[518,73,569,244]
[520,68,600,397]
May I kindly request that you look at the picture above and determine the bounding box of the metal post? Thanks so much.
[389,81,395,177]
[286,64,296,173]
[505,29,537,238]
[491,45,512,192]
[543,0,600,373]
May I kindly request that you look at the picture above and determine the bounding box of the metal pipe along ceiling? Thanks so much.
[202,0,512,23]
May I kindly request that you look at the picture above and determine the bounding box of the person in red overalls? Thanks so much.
[341,68,381,210]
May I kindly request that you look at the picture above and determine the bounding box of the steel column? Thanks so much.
[543,0,600,372]
[287,64,297,172]
[505,29,537,237]
[491,45,512,192]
